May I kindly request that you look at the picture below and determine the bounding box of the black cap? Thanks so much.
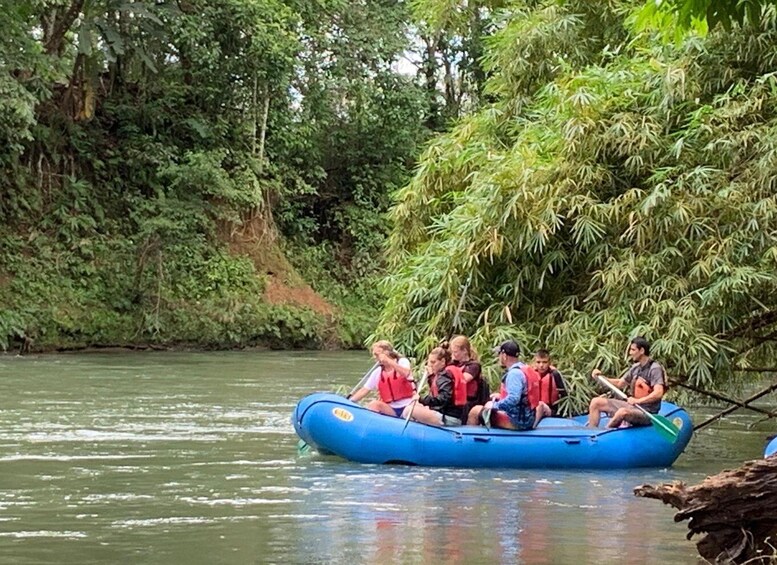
[492,340,520,357]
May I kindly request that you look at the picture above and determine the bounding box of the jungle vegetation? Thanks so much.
[375,0,777,410]
[3,0,777,407]
[0,0,474,351]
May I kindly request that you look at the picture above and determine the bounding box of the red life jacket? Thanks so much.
[498,364,540,409]
[454,360,482,399]
[448,365,468,407]
[377,367,415,403]
[538,369,560,405]
[429,365,467,407]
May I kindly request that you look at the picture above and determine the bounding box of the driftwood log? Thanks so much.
[634,455,777,564]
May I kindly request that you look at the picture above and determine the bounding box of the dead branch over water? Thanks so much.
[635,456,777,564]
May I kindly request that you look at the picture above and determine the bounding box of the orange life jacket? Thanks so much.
[377,367,415,403]
[498,364,540,409]
[630,360,662,399]
[633,377,653,399]
[429,365,467,407]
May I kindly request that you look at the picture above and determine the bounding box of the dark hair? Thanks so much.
[429,347,451,365]
[535,348,551,359]
[493,340,520,357]
[630,336,650,356]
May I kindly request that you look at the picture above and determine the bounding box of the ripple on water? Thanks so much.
[81,493,155,503]
[0,454,149,462]
[188,459,295,467]
[0,531,87,539]
[266,514,328,520]
[323,500,405,511]
[111,515,262,528]
[179,496,295,506]
[245,486,308,494]
[25,430,225,442]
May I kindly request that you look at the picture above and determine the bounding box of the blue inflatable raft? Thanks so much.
[766,436,777,458]
[293,393,693,469]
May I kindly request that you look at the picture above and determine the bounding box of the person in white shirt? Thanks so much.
[349,341,414,417]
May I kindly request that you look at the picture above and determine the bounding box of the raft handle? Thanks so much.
[473,436,491,443]
[564,439,581,445]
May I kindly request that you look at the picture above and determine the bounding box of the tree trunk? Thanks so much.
[466,6,486,100]
[421,33,442,130]
[251,73,258,156]
[634,456,777,564]
[257,83,270,169]
[43,0,86,56]
[441,40,457,119]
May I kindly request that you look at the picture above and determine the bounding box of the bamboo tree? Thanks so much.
[376,0,777,401]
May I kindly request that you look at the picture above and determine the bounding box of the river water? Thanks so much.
[0,351,773,564]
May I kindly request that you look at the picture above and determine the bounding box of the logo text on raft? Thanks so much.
[333,408,354,422]
[673,417,683,430]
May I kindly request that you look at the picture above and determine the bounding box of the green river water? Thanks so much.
[0,351,774,564]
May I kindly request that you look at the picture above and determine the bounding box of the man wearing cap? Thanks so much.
[466,340,549,430]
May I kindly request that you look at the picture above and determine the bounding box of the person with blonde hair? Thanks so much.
[349,341,415,417]
[449,335,489,402]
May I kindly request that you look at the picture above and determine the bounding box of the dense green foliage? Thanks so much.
[0,0,433,351]
[6,0,777,400]
[376,0,777,407]
[635,0,777,33]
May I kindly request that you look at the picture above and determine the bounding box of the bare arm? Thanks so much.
[349,387,371,402]
[348,366,381,402]
[377,353,411,378]
[591,368,626,390]
[461,361,481,383]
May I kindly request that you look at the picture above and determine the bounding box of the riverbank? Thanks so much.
[1,291,367,354]
[0,228,379,354]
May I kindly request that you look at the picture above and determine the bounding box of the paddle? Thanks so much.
[481,405,492,430]
[401,374,427,434]
[596,375,679,442]
[346,362,380,400]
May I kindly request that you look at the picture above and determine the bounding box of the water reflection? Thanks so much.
[0,351,771,564]
[282,465,696,564]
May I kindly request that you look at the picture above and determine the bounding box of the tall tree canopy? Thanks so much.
[376,0,777,398]
[0,0,428,350]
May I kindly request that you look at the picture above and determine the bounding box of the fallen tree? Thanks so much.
[635,455,777,564]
